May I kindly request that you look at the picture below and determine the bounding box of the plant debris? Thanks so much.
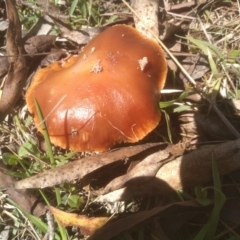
[0,0,27,120]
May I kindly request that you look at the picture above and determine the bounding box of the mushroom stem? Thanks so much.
[130,0,159,41]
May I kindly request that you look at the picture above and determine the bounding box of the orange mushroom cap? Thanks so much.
[26,24,168,152]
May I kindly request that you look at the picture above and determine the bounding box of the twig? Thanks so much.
[164,0,208,11]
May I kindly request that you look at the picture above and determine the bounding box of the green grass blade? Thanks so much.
[69,0,79,16]
[57,221,68,240]
[34,98,66,238]
[194,157,226,240]
[159,92,190,109]
[211,78,221,100]
[186,36,224,60]
[207,48,219,77]
[161,109,172,143]
[34,98,55,166]
[7,198,61,240]
[204,158,226,240]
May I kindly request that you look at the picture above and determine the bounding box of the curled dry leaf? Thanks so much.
[48,206,108,236]
[97,139,240,202]
[0,163,46,217]
[102,143,185,194]
[0,0,27,120]
[159,18,183,41]
[8,143,162,190]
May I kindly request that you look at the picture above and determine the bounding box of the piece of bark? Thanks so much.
[96,139,240,201]
[131,0,159,41]
[0,0,27,120]
[0,163,46,217]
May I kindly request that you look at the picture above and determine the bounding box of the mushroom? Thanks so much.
[26,24,167,152]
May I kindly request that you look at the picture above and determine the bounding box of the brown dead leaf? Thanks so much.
[89,200,201,240]
[40,50,64,67]
[0,55,9,77]
[48,206,108,236]
[9,143,162,190]
[166,39,182,71]
[54,20,105,45]
[195,112,240,140]
[24,35,56,55]
[159,19,182,41]
[158,138,240,190]
[36,0,68,24]
[0,0,27,120]
[97,139,240,201]
[179,56,209,84]
[7,137,240,202]
[0,163,45,217]
[102,143,185,194]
